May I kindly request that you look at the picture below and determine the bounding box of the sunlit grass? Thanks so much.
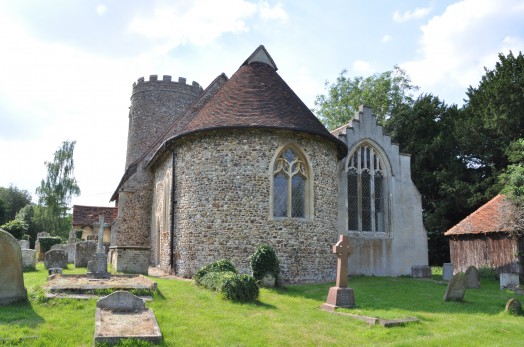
[0,264,523,346]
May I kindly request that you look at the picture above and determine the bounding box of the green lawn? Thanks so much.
[1,264,523,346]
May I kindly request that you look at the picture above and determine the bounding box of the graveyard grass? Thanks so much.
[1,265,523,346]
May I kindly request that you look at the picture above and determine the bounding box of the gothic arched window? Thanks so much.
[272,146,309,219]
[347,144,388,232]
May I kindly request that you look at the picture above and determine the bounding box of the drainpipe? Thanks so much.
[169,150,177,274]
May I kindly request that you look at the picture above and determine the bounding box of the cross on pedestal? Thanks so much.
[321,235,355,311]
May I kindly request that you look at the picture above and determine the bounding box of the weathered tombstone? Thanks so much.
[94,291,163,344]
[411,265,431,278]
[21,249,37,270]
[443,272,468,301]
[505,298,522,315]
[68,229,77,244]
[500,273,520,290]
[465,266,480,289]
[321,235,355,311]
[87,215,110,279]
[44,249,68,269]
[75,241,97,267]
[442,263,454,281]
[0,229,28,305]
[51,243,75,263]
[18,239,29,250]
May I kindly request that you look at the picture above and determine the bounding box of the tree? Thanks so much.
[0,219,28,239]
[15,204,46,248]
[35,140,80,238]
[500,138,524,237]
[0,185,32,225]
[314,66,419,130]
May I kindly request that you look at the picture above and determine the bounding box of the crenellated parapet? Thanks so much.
[132,75,202,97]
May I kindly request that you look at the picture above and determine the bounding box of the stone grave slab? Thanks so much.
[444,272,467,301]
[75,241,97,267]
[21,249,37,270]
[411,265,431,278]
[465,266,480,289]
[442,263,454,281]
[0,229,28,305]
[94,291,162,345]
[45,249,68,269]
[500,273,520,290]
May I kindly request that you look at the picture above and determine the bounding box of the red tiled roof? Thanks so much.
[73,205,118,227]
[444,194,512,236]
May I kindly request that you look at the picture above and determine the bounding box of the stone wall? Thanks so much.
[109,246,149,274]
[152,129,340,283]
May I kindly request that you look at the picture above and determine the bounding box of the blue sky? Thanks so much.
[0,0,523,207]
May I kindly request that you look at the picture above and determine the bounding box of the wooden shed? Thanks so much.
[444,194,523,276]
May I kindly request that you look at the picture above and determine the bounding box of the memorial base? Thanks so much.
[321,286,355,311]
[87,253,111,279]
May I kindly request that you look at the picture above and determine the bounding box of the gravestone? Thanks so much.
[411,265,431,278]
[442,263,454,281]
[321,235,355,311]
[465,266,480,289]
[500,273,520,290]
[68,229,77,244]
[94,291,162,344]
[44,249,68,269]
[87,215,110,279]
[443,272,468,301]
[51,243,75,263]
[0,229,28,305]
[505,298,522,315]
[21,249,37,270]
[75,241,97,267]
[18,239,29,250]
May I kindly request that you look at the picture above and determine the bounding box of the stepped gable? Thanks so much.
[444,194,512,236]
[170,46,347,158]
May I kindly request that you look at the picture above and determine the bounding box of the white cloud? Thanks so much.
[401,0,524,105]
[352,60,374,75]
[381,34,392,43]
[96,4,107,16]
[393,6,432,22]
[259,1,288,22]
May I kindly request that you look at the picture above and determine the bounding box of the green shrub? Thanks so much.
[200,271,237,292]
[194,259,237,285]
[479,266,499,280]
[39,237,62,254]
[222,274,259,302]
[1,219,28,239]
[249,245,280,281]
[75,229,83,240]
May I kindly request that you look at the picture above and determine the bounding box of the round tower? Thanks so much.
[125,75,203,167]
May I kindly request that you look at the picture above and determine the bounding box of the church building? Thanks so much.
[109,46,428,283]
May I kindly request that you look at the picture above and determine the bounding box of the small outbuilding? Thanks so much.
[444,194,523,276]
[72,205,118,242]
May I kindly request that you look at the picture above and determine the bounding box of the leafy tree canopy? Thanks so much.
[0,185,32,225]
[314,66,419,130]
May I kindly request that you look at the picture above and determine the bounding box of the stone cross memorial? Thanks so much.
[321,235,355,311]
[87,215,110,279]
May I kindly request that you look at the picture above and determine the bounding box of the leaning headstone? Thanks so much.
[321,235,355,311]
[44,249,68,269]
[94,291,163,344]
[51,243,75,263]
[443,272,468,301]
[411,265,431,278]
[465,266,480,289]
[21,249,37,270]
[75,241,97,267]
[18,239,29,250]
[500,273,520,290]
[505,298,522,315]
[0,228,28,305]
[442,263,454,281]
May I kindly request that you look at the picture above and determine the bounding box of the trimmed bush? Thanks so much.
[222,274,259,302]
[200,271,237,292]
[194,259,237,285]
[249,245,280,281]
[39,237,62,254]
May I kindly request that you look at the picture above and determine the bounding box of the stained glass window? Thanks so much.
[273,146,309,219]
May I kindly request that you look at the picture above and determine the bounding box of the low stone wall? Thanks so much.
[109,247,150,274]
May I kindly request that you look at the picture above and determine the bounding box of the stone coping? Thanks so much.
[323,309,419,327]
[109,246,150,250]
[44,274,157,293]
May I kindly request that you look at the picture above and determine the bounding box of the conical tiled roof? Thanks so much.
[175,46,346,157]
